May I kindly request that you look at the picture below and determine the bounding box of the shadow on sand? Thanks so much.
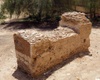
[1,21,58,30]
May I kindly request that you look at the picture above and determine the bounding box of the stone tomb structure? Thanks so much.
[14,12,92,77]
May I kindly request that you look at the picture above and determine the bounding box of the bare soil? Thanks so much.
[0,24,100,80]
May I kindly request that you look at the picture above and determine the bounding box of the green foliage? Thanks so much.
[2,0,100,21]
[75,0,100,20]
[1,0,53,20]
[0,13,6,19]
[0,12,6,24]
[1,0,34,17]
[85,0,100,19]
[1,0,74,22]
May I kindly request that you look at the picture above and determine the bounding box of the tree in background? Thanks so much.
[75,0,100,20]
[85,0,100,20]
[1,0,74,22]
[1,0,100,21]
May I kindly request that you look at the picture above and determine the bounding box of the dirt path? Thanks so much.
[0,28,100,80]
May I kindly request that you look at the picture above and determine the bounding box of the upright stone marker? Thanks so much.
[14,12,92,77]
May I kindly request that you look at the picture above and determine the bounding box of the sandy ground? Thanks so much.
[0,26,100,80]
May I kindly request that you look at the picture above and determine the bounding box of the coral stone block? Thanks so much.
[14,12,92,77]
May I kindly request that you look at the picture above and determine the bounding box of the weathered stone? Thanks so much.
[14,12,92,77]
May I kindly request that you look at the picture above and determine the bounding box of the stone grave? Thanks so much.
[14,12,92,77]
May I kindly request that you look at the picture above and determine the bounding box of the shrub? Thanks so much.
[1,0,74,22]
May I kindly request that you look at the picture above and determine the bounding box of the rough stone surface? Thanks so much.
[14,12,92,77]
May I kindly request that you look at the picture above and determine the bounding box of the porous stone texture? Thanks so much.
[14,12,92,77]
